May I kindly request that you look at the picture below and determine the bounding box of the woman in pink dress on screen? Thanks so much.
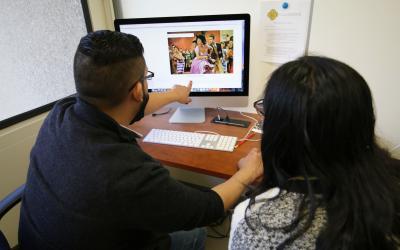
[190,34,214,74]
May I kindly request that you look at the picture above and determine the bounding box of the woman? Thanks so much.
[190,34,214,74]
[230,56,400,249]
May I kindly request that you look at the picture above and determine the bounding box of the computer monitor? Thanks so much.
[114,14,250,123]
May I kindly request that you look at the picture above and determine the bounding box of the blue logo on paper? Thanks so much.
[282,2,289,9]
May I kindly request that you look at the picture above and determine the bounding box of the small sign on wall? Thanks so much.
[260,0,313,64]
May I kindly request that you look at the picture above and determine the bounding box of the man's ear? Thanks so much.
[130,81,143,102]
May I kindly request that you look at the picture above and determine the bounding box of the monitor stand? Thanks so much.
[169,107,205,123]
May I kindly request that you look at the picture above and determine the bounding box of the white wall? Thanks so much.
[117,0,400,156]
[308,0,400,156]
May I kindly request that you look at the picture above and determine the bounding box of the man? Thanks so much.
[207,34,223,73]
[19,30,263,250]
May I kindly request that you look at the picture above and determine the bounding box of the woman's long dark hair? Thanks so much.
[247,56,400,249]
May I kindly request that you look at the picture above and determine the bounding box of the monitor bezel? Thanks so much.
[114,13,250,97]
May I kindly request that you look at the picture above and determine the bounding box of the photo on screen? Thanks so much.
[167,30,234,75]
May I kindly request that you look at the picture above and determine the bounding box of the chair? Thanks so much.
[0,184,25,250]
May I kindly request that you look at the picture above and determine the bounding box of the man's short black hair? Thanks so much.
[74,30,145,107]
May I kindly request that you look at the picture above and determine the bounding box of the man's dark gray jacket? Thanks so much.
[19,97,224,250]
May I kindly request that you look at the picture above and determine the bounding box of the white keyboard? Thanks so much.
[143,129,237,152]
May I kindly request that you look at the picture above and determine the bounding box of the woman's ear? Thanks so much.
[130,81,143,102]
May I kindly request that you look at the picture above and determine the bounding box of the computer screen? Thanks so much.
[115,14,249,95]
[115,14,250,123]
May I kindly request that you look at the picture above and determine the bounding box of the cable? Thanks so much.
[236,111,264,142]
[207,226,228,238]
[193,130,220,135]
[240,111,259,123]
[151,108,171,116]
[240,139,261,142]
[207,212,232,239]
[237,112,256,141]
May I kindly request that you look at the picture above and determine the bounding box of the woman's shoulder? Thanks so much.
[229,188,327,250]
[231,188,280,223]
[230,187,288,229]
[229,188,282,248]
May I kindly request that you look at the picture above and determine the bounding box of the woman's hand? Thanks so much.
[235,148,264,186]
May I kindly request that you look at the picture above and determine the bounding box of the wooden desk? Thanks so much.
[129,108,261,179]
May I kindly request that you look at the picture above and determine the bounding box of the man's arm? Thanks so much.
[112,147,263,232]
[144,81,192,116]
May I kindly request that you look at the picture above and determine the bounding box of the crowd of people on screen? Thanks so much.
[169,33,234,74]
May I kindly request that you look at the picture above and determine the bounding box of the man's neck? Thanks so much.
[100,104,137,126]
